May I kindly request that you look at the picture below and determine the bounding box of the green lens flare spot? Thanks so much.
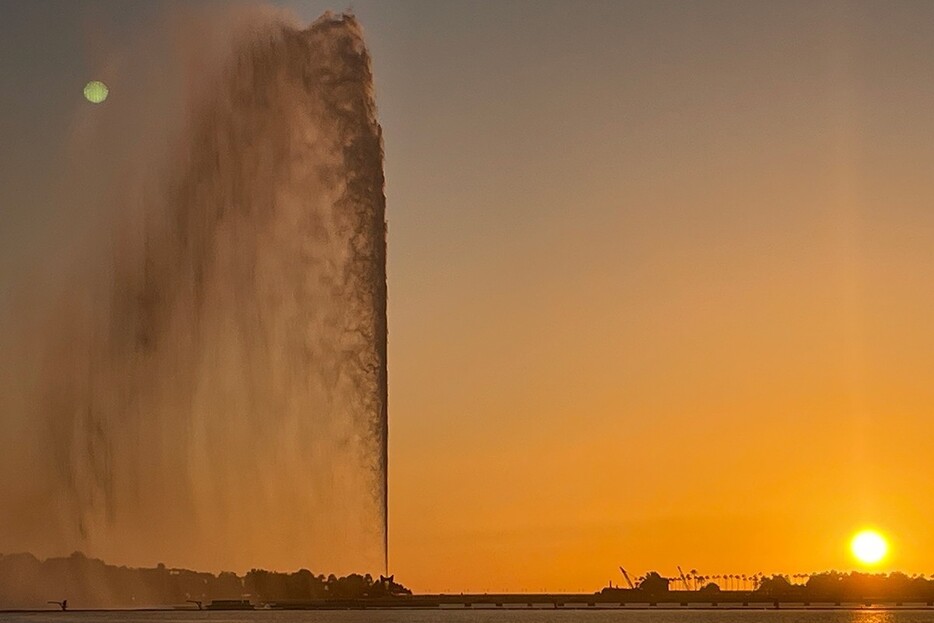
[84,80,109,104]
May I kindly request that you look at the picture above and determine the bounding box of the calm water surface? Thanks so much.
[3,611,933,623]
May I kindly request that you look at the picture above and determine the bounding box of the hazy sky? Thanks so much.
[3,0,934,592]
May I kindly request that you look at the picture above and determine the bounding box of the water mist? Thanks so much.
[0,10,388,577]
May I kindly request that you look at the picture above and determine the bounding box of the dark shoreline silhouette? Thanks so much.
[599,570,934,606]
[0,552,409,610]
[3,553,934,610]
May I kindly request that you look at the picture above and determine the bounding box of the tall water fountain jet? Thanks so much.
[0,10,387,576]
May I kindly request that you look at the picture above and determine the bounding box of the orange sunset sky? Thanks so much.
[2,0,933,593]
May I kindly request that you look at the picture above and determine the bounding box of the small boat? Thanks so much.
[206,599,254,610]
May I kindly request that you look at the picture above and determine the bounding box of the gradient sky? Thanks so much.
[3,0,934,593]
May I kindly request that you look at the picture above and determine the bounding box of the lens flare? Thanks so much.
[83,80,109,104]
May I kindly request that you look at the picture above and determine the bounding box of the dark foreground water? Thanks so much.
[3,610,933,623]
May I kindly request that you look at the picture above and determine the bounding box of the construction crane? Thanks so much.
[618,567,635,590]
[678,566,692,591]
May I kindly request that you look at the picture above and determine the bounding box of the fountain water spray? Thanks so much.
[0,10,387,576]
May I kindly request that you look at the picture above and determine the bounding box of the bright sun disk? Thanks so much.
[851,529,888,565]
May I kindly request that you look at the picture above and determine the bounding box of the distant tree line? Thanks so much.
[0,552,410,609]
[602,570,934,603]
[755,571,934,602]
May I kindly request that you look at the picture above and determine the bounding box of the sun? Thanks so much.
[851,529,888,565]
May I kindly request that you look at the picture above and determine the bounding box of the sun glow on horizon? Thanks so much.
[851,530,888,566]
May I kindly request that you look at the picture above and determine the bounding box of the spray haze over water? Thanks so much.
[0,8,387,577]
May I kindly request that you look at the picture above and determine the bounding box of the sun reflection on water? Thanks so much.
[847,610,897,623]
